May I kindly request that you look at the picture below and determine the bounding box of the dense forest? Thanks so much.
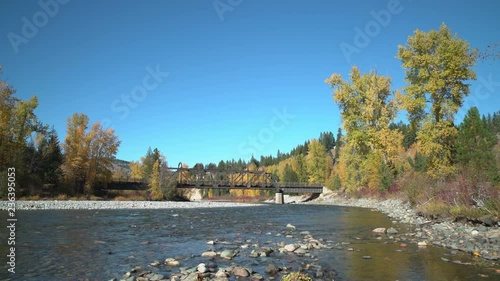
[1,24,499,218]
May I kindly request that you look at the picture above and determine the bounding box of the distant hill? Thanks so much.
[112,159,131,180]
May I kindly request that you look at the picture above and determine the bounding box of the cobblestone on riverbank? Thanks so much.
[308,195,500,261]
[0,200,262,210]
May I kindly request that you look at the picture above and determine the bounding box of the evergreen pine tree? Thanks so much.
[456,107,498,181]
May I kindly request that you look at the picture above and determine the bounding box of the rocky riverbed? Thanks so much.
[111,223,338,281]
[0,200,262,210]
[307,195,500,261]
[2,198,499,280]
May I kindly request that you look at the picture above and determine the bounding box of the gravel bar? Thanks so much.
[0,200,263,210]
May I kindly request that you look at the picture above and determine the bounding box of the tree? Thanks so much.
[334,128,343,160]
[408,151,428,173]
[84,122,121,192]
[129,161,144,181]
[0,68,43,196]
[206,162,217,169]
[319,131,335,153]
[193,163,204,170]
[61,113,90,193]
[306,139,327,183]
[397,23,477,126]
[333,174,342,190]
[296,154,308,182]
[9,96,41,157]
[486,111,500,135]
[149,160,162,200]
[142,147,161,180]
[249,155,260,167]
[138,148,177,200]
[283,163,299,182]
[456,107,498,181]
[61,113,121,194]
[378,160,394,193]
[389,121,416,149]
[25,129,63,187]
[396,23,477,177]
[217,160,226,170]
[417,120,458,177]
[325,66,402,191]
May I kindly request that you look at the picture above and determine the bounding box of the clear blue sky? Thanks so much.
[1,0,499,167]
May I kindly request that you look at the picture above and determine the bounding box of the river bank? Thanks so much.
[306,194,500,261]
[1,198,499,280]
[0,200,262,210]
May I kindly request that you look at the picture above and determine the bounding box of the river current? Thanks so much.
[0,204,497,280]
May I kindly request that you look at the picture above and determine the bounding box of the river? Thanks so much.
[0,204,497,280]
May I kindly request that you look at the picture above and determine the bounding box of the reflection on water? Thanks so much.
[0,204,496,280]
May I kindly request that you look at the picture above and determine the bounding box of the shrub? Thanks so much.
[397,171,432,206]
[417,200,450,219]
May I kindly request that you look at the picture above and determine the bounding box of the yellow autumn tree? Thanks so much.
[129,161,144,181]
[61,113,90,194]
[397,24,477,178]
[62,113,121,194]
[84,122,120,192]
[149,160,163,200]
[325,66,402,192]
[306,139,327,183]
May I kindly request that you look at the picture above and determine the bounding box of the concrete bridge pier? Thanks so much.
[275,191,284,204]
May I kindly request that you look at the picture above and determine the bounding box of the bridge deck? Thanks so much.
[102,182,323,193]
[102,166,323,194]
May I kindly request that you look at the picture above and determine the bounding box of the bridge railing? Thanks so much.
[173,166,278,189]
[275,182,323,188]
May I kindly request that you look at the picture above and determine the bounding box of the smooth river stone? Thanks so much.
[232,267,250,277]
[284,244,297,252]
[372,228,386,234]
[201,251,217,258]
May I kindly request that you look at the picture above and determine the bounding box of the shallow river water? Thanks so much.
[0,204,497,280]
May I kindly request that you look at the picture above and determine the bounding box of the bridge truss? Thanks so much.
[102,163,324,194]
